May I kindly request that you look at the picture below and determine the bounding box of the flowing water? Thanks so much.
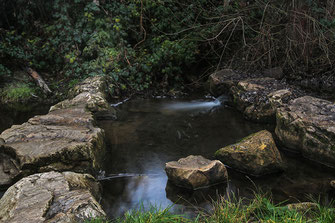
[98,97,335,219]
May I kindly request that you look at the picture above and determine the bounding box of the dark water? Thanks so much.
[98,98,335,219]
[0,103,51,134]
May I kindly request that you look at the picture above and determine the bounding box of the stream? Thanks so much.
[98,97,335,219]
[0,98,334,219]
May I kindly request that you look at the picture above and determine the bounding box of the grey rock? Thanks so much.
[230,78,299,123]
[275,96,335,167]
[50,76,111,113]
[0,171,105,223]
[268,89,292,109]
[165,155,228,190]
[0,77,108,187]
[208,69,238,96]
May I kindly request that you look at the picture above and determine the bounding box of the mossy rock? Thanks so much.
[215,130,284,176]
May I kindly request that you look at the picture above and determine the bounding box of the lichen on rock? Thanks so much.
[215,130,284,176]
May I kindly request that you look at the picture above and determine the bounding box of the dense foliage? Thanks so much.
[1,0,335,93]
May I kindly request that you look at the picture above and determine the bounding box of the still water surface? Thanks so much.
[98,98,335,219]
[0,103,51,133]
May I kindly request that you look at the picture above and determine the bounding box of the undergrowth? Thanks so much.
[2,0,335,94]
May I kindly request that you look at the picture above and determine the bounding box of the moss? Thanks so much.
[214,149,222,157]
[1,83,35,103]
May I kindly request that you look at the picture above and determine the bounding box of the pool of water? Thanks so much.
[98,97,335,219]
[0,103,51,134]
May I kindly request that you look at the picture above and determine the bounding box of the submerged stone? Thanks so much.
[275,96,335,167]
[165,155,228,190]
[0,171,105,223]
[215,130,284,176]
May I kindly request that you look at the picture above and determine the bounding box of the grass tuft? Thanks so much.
[87,193,335,223]
[1,83,35,102]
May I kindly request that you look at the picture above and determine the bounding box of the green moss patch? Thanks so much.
[1,83,35,103]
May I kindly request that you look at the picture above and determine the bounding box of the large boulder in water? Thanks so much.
[0,171,105,223]
[165,155,228,190]
[215,130,284,176]
[275,96,335,167]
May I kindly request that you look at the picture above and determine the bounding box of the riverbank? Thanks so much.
[90,193,335,223]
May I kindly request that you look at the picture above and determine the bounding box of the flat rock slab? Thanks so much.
[207,69,261,96]
[0,77,108,188]
[215,130,284,176]
[165,155,228,190]
[0,171,105,223]
[230,78,301,123]
[276,96,335,167]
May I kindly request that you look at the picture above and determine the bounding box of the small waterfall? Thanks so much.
[162,98,223,111]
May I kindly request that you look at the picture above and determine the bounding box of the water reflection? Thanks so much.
[98,98,335,219]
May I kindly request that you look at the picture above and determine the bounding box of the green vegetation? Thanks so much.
[0,83,35,102]
[1,0,335,95]
[87,194,335,223]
